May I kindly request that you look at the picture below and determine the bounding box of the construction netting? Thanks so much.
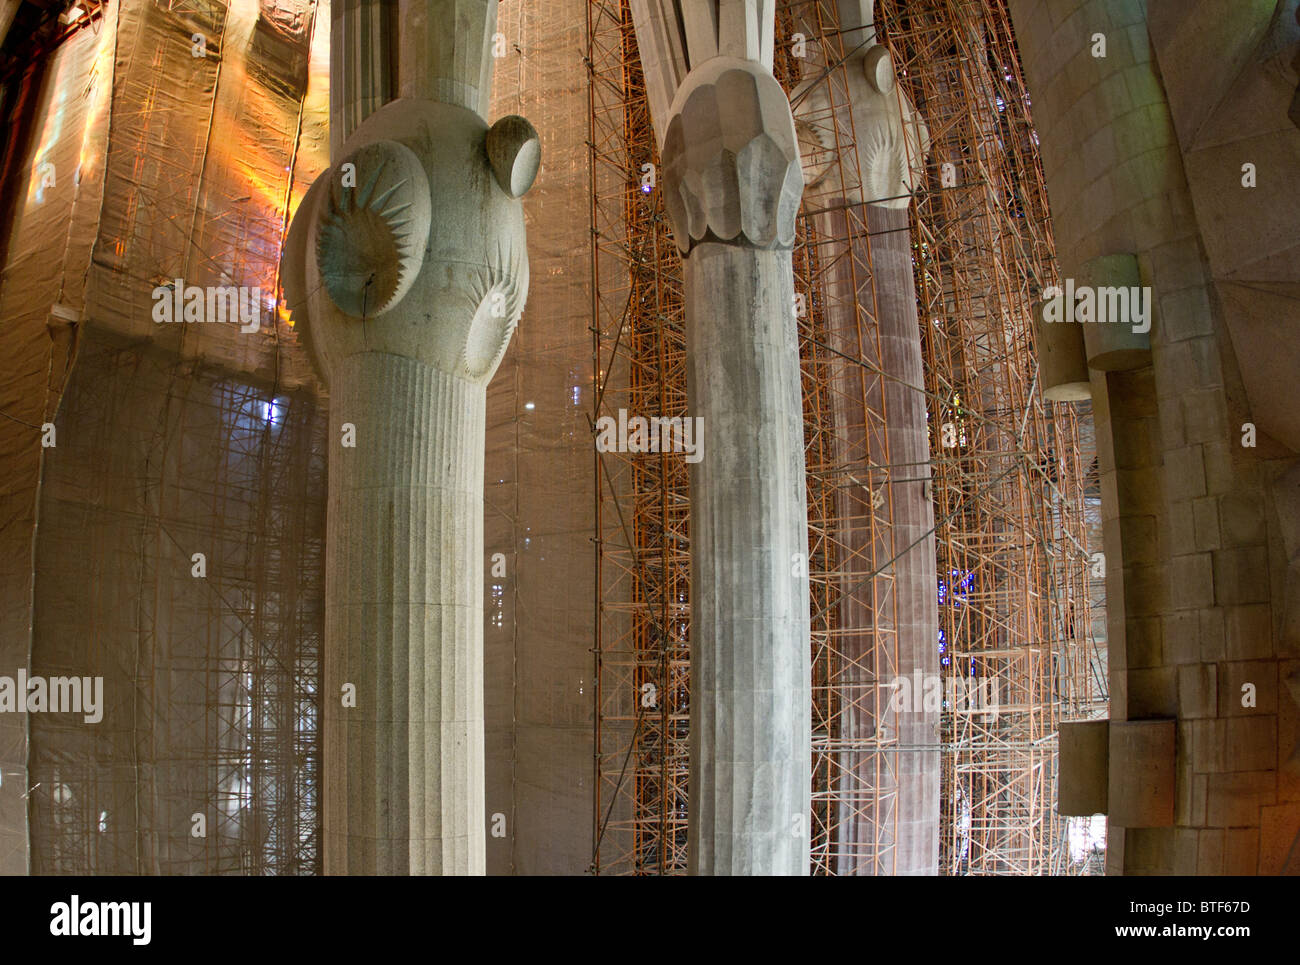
[31,326,326,873]
[0,0,329,873]
[483,0,600,876]
[1,0,603,876]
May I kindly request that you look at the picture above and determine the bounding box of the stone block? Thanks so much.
[1158,286,1216,350]
[1203,440,1240,496]
[1166,500,1196,555]
[1172,828,1199,874]
[1218,490,1265,546]
[1035,296,1091,401]
[1106,829,1126,875]
[1271,460,1300,559]
[1112,416,1154,469]
[1225,716,1277,773]
[1059,719,1110,815]
[1196,829,1225,874]
[1182,389,1227,447]
[1199,607,1226,662]
[1178,663,1217,718]
[1158,393,1187,449]
[1258,803,1300,874]
[1126,615,1163,667]
[1162,609,1199,665]
[1119,512,1159,563]
[1214,547,1272,607]
[1076,253,1152,369]
[1217,660,1277,717]
[1148,246,1210,305]
[1124,827,1175,874]
[1225,602,1274,658]
[1223,828,1261,874]
[1191,718,1228,772]
[1176,767,1208,827]
[1191,496,1220,551]
[1130,667,1177,718]
[1168,552,1213,611]
[1120,466,1165,515]
[1127,563,1167,616]
[1165,444,1208,501]
[1109,718,1176,827]
[1206,771,1275,828]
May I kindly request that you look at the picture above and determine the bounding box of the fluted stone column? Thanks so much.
[686,242,809,875]
[792,13,939,875]
[329,0,394,161]
[629,3,811,875]
[282,1,539,875]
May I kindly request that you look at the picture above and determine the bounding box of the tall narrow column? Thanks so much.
[629,4,811,875]
[792,12,939,874]
[282,1,540,874]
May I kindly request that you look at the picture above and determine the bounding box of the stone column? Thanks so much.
[792,19,939,874]
[629,2,811,875]
[329,0,394,161]
[281,1,540,875]
[685,241,809,876]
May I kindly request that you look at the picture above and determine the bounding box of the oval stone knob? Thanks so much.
[863,43,895,94]
[486,114,541,198]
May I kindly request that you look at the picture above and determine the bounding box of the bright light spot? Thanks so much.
[264,399,282,424]
[524,401,535,410]
[490,583,505,628]
[1068,813,1107,862]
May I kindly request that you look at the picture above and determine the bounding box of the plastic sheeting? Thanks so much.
[0,0,330,873]
[483,0,596,876]
[31,326,326,873]
[0,4,119,876]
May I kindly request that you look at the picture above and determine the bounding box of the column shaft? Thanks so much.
[329,0,394,162]
[684,243,812,876]
[864,203,939,875]
[815,203,938,875]
[323,352,486,875]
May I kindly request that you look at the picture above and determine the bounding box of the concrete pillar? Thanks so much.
[282,1,540,874]
[792,23,939,874]
[629,3,811,875]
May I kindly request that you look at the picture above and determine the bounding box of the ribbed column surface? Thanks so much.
[329,0,393,162]
[815,204,897,873]
[808,202,940,876]
[866,204,940,875]
[323,352,486,875]
[397,0,498,118]
[685,243,812,876]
